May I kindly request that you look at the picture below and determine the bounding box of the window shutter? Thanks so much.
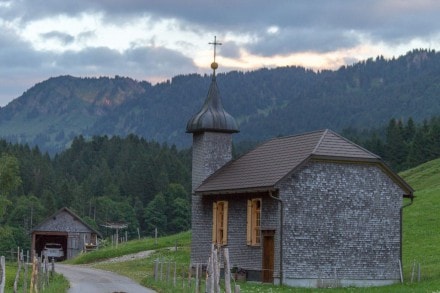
[247,199,252,245]
[222,201,228,245]
[212,202,217,243]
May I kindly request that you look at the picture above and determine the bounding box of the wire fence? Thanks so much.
[150,255,439,292]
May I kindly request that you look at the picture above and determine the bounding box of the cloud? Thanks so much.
[2,0,440,107]
[246,27,361,56]
[6,1,440,54]
[41,31,75,45]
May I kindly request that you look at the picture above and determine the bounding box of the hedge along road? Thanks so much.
[56,264,156,293]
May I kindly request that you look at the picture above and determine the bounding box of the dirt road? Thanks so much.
[56,264,156,293]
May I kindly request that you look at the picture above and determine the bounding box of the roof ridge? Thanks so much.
[312,129,328,154]
[32,207,102,237]
[327,129,381,159]
[269,129,327,142]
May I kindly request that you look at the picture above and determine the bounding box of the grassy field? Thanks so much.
[3,263,69,293]
[62,158,440,292]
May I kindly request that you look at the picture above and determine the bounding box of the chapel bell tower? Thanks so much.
[186,37,239,193]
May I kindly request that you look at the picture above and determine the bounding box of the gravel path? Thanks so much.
[56,264,156,293]
[56,249,163,292]
[93,250,157,264]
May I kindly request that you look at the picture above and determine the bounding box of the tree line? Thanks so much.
[0,134,191,252]
[1,115,440,252]
[342,116,440,172]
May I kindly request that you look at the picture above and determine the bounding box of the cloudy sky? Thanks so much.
[1,0,440,106]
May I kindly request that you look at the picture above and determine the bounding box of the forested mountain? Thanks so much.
[0,135,191,251]
[1,116,439,251]
[1,49,440,154]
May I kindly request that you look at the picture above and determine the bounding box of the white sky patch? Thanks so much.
[267,26,280,35]
[15,12,247,65]
[0,1,12,8]
[212,37,440,74]
[20,13,102,52]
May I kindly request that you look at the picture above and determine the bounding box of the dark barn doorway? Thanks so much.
[34,232,68,261]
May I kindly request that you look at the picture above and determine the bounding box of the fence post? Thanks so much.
[23,252,28,293]
[187,263,192,289]
[1,256,6,293]
[173,262,176,287]
[206,254,212,292]
[44,257,49,287]
[51,258,55,278]
[234,284,241,293]
[214,246,220,293]
[182,265,185,289]
[14,247,21,293]
[224,248,231,293]
[30,256,37,293]
[195,263,199,293]
[154,259,159,281]
[411,260,415,283]
[398,259,403,283]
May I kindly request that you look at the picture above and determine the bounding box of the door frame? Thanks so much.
[261,229,275,283]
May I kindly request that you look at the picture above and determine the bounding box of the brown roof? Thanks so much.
[196,129,413,195]
[32,207,103,238]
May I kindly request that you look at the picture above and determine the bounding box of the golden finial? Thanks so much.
[209,36,222,72]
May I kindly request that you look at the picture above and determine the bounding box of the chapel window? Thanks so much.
[212,201,228,245]
[247,198,261,246]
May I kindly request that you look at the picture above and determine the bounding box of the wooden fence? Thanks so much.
[0,248,55,293]
[0,256,5,293]
[153,245,241,293]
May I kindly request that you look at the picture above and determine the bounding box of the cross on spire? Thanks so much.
[209,36,222,63]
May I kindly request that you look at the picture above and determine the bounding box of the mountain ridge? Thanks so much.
[1,49,440,153]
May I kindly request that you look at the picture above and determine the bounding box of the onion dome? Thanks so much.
[186,61,239,134]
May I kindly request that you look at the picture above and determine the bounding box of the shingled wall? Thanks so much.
[277,160,403,287]
[191,132,233,264]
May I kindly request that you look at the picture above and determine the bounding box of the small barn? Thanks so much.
[31,207,101,260]
[187,60,414,287]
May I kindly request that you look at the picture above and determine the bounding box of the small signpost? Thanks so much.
[101,222,128,247]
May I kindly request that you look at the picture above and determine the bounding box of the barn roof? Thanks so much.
[196,129,413,196]
[32,207,102,238]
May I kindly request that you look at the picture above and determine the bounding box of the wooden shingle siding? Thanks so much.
[278,161,402,286]
[191,193,280,281]
[36,210,92,233]
[191,132,233,193]
[32,207,101,260]
[190,131,234,264]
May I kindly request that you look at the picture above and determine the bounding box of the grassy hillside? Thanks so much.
[400,157,440,284]
[64,158,440,292]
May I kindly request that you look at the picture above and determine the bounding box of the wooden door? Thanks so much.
[262,234,274,283]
